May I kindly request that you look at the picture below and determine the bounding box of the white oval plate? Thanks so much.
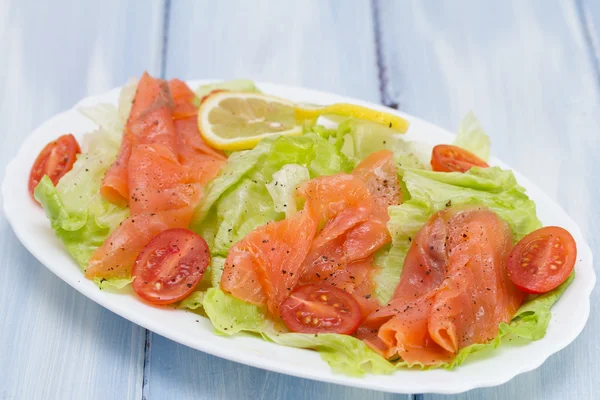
[2,81,595,395]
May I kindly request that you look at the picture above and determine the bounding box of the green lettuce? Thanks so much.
[35,105,130,287]
[117,77,138,123]
[454,111,491,161]
[269,333,394,376]
[94,277,136,291]
[178,291,206,310]
[203,288,267,335]
[191,133,351,256]
[178,257,226,310]
[265,164,310,217]
[202,288,393,376]
[314,119,425,170]
[194,79,260,102]
[34,126,128,267]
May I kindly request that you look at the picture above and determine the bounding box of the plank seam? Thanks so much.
[575,0,600,90]
[142,1,171,399]
[370,0,398,109]
[141,329,152,400]
[160,0,172,79]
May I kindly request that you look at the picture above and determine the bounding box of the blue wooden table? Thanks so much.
[1,1,599,399]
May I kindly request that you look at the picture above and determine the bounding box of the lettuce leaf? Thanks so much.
[191,133,351,256]
[94,277,135,290]
[203,288,267,335]
[402,167,541,240]
[194,79,260,101]
[202,288,393,376]
[117,77,138,124]
[454,111,491,161]
[178,291,206,310]
[35,106,129,276]
[268,333,394,376]
[265,164,310,217]
[320,119,425,170]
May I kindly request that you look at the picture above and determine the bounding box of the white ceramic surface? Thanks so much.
[2,81,595,395]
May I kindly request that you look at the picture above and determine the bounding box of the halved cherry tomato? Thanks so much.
[28,134,81,200]
[431,144,489,173]
[507,226,577,294]
[132,229,210,305]
[280,284,362,334]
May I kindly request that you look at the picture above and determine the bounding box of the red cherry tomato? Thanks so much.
[431,144,489,173]
[28,134,81,200]
[507,226,577,294]
[132,229,210,305]
[280,284,362,334]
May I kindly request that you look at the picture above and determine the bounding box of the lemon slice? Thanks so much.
[198,91,302,150]
[294,103,410,133]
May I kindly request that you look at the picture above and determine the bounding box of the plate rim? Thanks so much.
[1,80,595,395]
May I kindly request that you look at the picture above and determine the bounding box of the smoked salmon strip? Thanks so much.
[220,150,401,319]
[359,207,525,365]
[101,72,177,206]
[87,75,224,280]
[168,79,226,185]
[299,151,400,314]
[220,210,317,316]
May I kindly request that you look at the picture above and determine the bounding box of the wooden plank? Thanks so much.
[579,0,600,78]
[164,0,381,103]
[0,0,164,398]
[148,1,410,399]
[376,0,600,398]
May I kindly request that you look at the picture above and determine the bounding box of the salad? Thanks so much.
[31,73,577,376]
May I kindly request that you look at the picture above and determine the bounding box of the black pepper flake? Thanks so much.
[446,200,452,207]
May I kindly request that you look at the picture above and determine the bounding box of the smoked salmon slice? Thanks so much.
[168,79,226,185]
[101,72,177,206]
[220,150,400,319]
[359,207,525,365]
[299,151,400,313]
[87,74,223,280]
[221,210,317,316]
